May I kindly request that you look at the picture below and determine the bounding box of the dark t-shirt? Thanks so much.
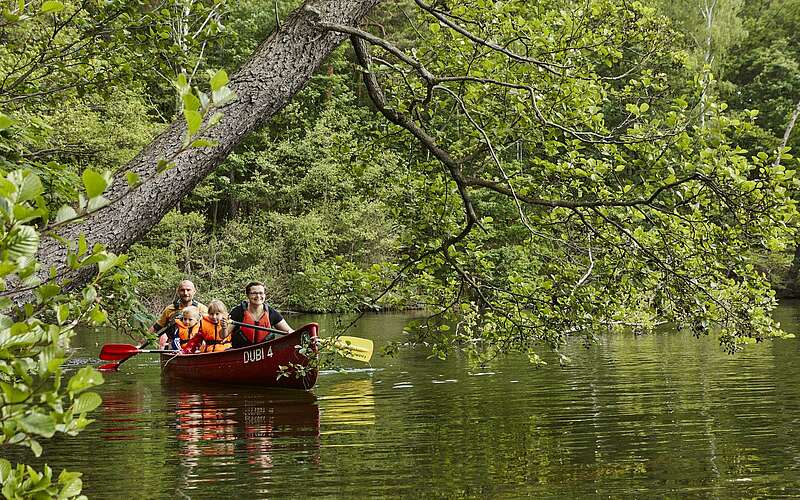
[229,303,284,348]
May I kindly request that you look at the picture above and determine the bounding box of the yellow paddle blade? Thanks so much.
[330,336,374,362]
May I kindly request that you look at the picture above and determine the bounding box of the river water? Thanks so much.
[7,305,800,498]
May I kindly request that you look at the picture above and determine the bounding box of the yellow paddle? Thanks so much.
[327,336,374,363]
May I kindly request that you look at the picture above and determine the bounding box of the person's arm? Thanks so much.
[268,307,292,333]
[181,332,204,353]
[273,319,293,333]
[149,317,165,334]
[150,306,171,336]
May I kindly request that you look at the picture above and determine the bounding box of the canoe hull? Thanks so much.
[160,323,318,390]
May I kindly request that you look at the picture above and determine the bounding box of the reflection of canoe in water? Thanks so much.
[164,382,321,466]
[160,323,318,390]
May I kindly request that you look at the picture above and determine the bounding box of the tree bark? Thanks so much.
[780,98,800,296]
[35,0,380,278]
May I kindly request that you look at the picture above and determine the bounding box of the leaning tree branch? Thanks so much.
[20,0,382,296]
[350,34,495,305]
[349,34,479,228]
[773,98,800,168]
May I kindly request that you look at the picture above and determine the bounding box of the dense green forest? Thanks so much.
[2,0,800,495]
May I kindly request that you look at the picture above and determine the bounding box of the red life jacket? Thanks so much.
[239,308,271,344]
[198,316,230,352]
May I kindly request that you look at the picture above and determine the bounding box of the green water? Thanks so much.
[7,306,800,498]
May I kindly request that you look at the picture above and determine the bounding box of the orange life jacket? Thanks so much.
[198,315,231,352]
[174,318,200,347]
[239,308,271,344]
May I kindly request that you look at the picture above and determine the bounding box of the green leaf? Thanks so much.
[0,177,16,197]
[72,392,101,414]
[156,159,175,173]
[20,413,56,438]
[67,367,103,395]
[184,109,202,136]
[77,233,87,257]
[211,86,234,105]
[17,173,43,203]
[30,439,42,457]
[90,306,107,324]
[0,112,15,131]
[7,225,39,259]
[0,459,10,483]
[58,474,83,497]
[97,253,122,273]
[82,284,97,302]
[12,204,44,223]
[36,284,60,301]
[56,304,69,324]
[0,381,29,403]
[54,205,77,224]
[40,0,64,14]
[125,171,140,187]
[82,169,108,199]
[190,139,218,148]
[208,112,223,127]
[182,92,200,112]
[210,69,228,91]
[176,73,188,90]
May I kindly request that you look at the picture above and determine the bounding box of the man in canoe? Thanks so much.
[152,279,208,349]
[227,281,293,348]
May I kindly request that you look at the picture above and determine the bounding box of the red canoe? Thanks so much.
[160,323,319,390]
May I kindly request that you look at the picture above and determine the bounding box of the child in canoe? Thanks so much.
[181,300,232,353]
[166,306,201,351]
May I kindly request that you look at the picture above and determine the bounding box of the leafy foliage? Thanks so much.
[0,167,125,498]
[333,0,800,360]
[0,1,241,493]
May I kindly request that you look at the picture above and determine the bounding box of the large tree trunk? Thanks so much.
[36,0,379,277]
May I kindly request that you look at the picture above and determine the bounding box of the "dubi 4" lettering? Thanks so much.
[243,347,273,364]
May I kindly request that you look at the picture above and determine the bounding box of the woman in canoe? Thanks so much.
[181,300,232,353]
[227,281,293,348]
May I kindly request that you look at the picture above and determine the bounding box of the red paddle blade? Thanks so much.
[99,343,140,360]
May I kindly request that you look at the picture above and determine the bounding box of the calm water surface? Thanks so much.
[9,305,800,498]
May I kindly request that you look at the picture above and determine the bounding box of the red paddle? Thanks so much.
[99,343,176,361]
[99,324,175,370]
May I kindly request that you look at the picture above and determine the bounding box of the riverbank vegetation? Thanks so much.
[2,0,800,495]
